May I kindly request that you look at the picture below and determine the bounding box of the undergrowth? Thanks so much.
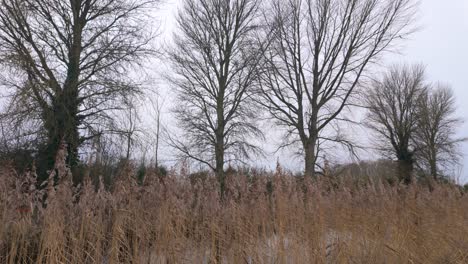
[0,152,467,263]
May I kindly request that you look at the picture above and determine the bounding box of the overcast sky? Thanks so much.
[402,0,468,182]
[154,0,468,182]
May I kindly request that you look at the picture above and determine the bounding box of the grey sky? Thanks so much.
[401,0,468,182]
[154,0,468,181]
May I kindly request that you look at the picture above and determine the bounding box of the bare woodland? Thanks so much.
[0,0,467,263]
[0,0,464,194]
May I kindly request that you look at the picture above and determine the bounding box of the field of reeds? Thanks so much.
[1,155,468,264]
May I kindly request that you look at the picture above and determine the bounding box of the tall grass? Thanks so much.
[0,158,467,263]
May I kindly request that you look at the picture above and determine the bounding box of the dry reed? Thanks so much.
[0,157,467,264]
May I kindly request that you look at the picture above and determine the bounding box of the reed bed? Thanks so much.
[0,160,467,264]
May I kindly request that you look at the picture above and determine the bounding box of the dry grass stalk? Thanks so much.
[0,161,467,263]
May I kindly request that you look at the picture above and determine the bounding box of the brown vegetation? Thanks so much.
[1,154,467,264]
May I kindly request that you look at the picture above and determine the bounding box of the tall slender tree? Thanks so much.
[414,85,466,181]
[168,0,263,196]
[258,0,417,177]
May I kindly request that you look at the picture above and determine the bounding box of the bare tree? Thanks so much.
[257,0,417,177]
[154,100,163,168]
[144,92,165,168]
[0,0,159,180]
[365,64,427,183]
[119,102,141,161]
[414,85,466,181]
[168,0,263,196]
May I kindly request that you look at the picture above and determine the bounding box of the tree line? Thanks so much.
[0,0,464,196]
[366,64,464,184]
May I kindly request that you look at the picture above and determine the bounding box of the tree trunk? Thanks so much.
[155,111,160,168]
[397,150,413,184]
[429,151,437,181]
[62,90,80,169]
[126,132,132,161]
[304,139,316,178]
[397,160,412,184]
[215,133,225,199]
[37,96,80,183]
[216,73,226,198]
